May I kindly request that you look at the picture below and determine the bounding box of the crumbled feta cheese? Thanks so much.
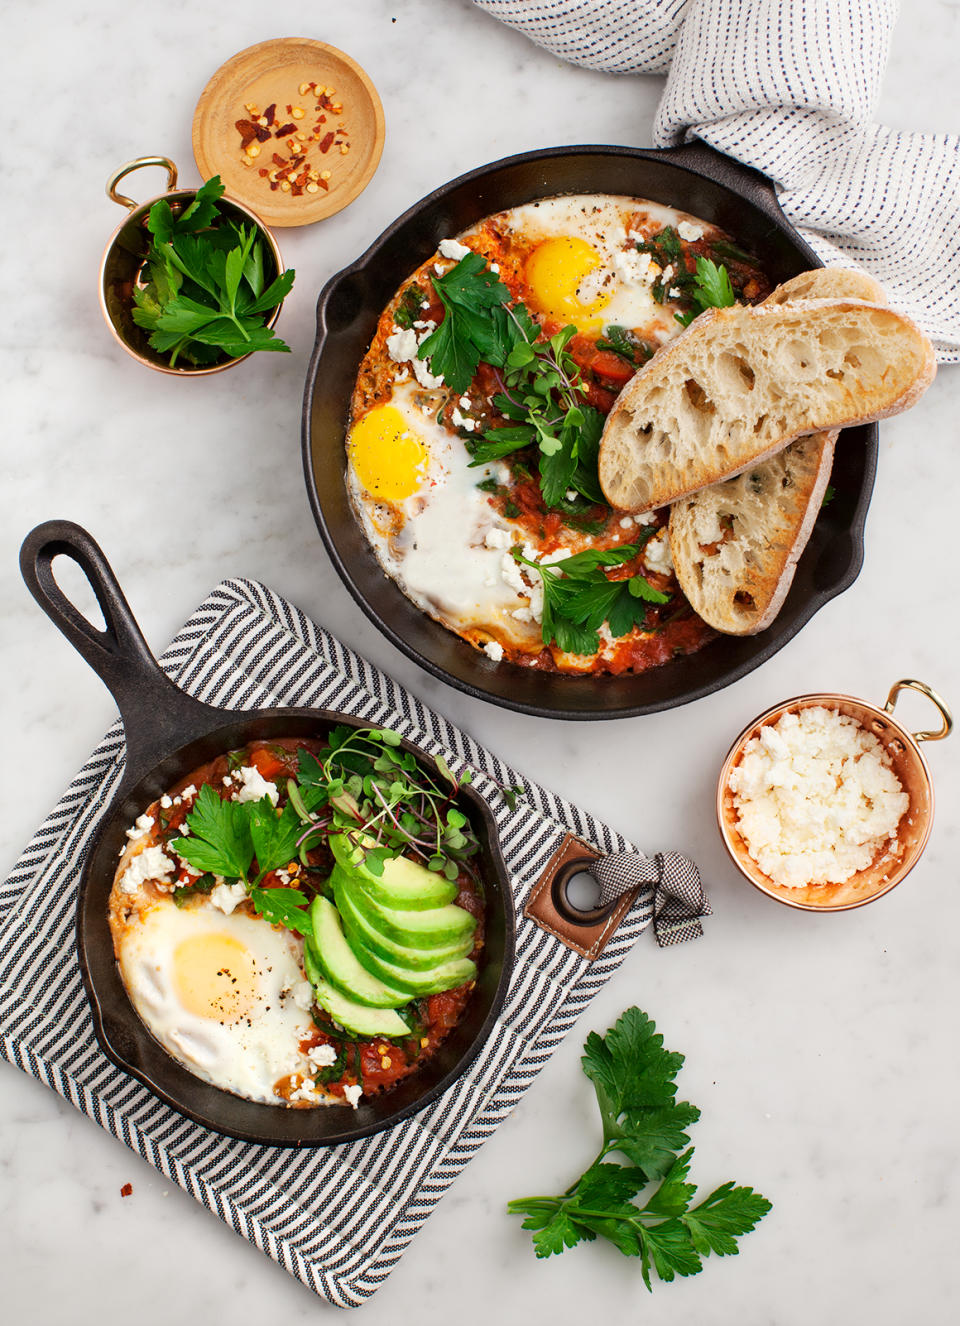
[412,357,445,390]
[614,248,656,285]
[661,264,674,284]
[485,526,513,550]
[208,881,247,915]
[483,640,504,662]
[234,765,279,805]
[500,550,528,595]
[451,407,476,432]
[343,1083,363,1109]
[125,813,154,842]
[222,775,232,786]
[118,845,176,895]
[307,1043,338,1069]
[677,220,704,242]
[292,981,314,1012]
[644,529,673,575]
[668,287,682,299]
[439,238,472,261]
[289,1076,323,1104]
[394,367,410,382]
[512,607,534,623]
[459,395,472,410]
[386,327,419,364]
[181,785,197,800]
[433,262,446,276]
[619,515,635,529]
[565,489,578,502]
[412,318,436,331]
[159,795,172,810]
[728,707,909,887]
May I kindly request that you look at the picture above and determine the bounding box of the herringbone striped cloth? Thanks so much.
[475,0,960,362]
[0,579,690,1308]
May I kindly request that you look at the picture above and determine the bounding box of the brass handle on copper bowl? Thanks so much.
[884,679,954,743]
[106,156,178,211]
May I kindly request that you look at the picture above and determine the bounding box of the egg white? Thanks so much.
[117,901,318,1104]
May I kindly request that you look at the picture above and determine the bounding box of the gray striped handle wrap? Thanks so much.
[590,850,712,945]
[0,580,705,1308]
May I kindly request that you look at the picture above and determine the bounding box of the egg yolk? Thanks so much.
[349,404,428,501]
[524,236,611,331]
[173,933,258,1022]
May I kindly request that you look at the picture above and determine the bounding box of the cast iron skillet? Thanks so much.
[302,142,877,719]
[19,520,516,1147]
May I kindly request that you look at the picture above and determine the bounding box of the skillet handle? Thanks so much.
[652,141,791,230]
[20,520,223,782]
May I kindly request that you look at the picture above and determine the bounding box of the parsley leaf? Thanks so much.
[507,1007,772,1288]
[674,257,736,328]
[513,540,668,655]
[596,325,653,367]
[248,886,312,936]
[132,177,295,367]
[170,783,254,880]
[247,797,304,879]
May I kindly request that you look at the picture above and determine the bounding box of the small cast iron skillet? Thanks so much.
[19,520,516,1147]
[302,142,877,719]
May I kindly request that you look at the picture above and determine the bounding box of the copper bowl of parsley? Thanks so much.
[100,156,294,375]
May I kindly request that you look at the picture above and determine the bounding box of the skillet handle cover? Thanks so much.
[20,519,220,779]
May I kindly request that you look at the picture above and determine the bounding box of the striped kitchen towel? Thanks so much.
[475,0,960,362]
[0,578,697,1308]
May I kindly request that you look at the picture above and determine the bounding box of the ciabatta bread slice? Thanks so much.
[598,300,935,513]
[668,431,837,634]
[764,268,888,307]
[667,268,889,636]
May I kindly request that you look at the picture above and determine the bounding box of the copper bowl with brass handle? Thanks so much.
[98,156,286,375]
[717,680,953,911]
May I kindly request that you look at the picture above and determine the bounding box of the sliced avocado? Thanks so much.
[334,876,473,970]
[332,864,476,949]
[311,977,410,1038]
[345,939,477,996]
[302,934,324,988]
[309,896,411,1009]
[329,835,459,910]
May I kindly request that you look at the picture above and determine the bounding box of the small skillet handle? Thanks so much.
[652,141,791,229]
[20,520,223,782]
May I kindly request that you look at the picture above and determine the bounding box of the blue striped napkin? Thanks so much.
[0,579,665,1308]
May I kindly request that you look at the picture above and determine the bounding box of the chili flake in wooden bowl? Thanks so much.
[192,38,384,227]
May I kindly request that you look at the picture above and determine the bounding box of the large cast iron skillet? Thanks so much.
[20,520,516,1146]
[302,143,877,719]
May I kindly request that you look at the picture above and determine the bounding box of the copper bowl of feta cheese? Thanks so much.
[717,680,953,911]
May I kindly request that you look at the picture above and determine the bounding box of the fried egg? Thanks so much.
[116,899,316,1103]
[507,196,700,339]
[347,379,542,651]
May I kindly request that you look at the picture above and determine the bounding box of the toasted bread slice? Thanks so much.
[667,268,888,636]
[598,299,935,513]
[669,431,837,634]
[764,268,888,307]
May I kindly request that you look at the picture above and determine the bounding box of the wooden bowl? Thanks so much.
[717,680,953,910]
[192,38,385,227]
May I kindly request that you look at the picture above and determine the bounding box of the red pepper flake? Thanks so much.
[120,1183,133,1198]
[319,131,335,154]
[272,152,286,167]
[258,168,269,177]
[318,177,329,190]
[234,118,259,148]
[263,102,276,125]
[286,103,293,114]
[274,122,296,137]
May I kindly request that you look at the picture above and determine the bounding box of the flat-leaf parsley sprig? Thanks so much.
[512,539,669,655]
[132,175,295,367]
[508,1008,772,1289]
[416,253,603,508]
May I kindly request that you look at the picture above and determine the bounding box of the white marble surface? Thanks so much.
[2,1,959,1321]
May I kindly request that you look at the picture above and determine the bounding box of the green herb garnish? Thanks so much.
[394,283,427,329]
[596,325,653,367]
[674,257,736,328]
[132,176,295,367]
[512,538,668,655]
[508,1008,772,1288]
[171,873,217,908]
